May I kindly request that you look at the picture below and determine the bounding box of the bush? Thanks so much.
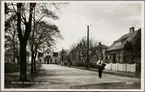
[76,61,84,67]
[89,62,97,68]
[5,63,19,73]
[36,63,42,70]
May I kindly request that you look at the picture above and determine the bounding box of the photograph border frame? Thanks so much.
[1,0,144,91]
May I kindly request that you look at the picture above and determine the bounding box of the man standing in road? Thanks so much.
[97,57,106,78]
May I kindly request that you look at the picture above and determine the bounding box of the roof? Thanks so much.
[107,28,141,52]
[107,43,124,51]
[96,44,108,49]
[116,31,138,42]
[90,43,108,50]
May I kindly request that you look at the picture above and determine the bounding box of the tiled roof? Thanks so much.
[107,28,141,52]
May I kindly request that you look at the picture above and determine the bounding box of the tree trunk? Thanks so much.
[17,3,36,81]
[31,47,37,73]
[31,49,34,74]
[16,55,20,64]
[17,3,27,81]
[19,40,27,81]
[34,57,36,71]
[34,51,37,71]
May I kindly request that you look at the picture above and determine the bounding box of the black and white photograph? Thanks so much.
[1,0,144,91]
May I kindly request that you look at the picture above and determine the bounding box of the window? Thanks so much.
[115,42,121,46]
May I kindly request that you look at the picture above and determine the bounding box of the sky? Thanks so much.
[48,1,143,52]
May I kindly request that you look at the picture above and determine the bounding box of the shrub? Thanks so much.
[5,63,19,73]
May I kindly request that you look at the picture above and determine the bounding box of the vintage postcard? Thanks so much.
[1,0,144,91]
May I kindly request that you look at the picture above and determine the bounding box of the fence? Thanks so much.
[105,63,136,72]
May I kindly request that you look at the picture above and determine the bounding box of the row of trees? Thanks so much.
[5,3,65,81]
[68,37,99,68]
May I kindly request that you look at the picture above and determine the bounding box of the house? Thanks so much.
[50,52,60,64]
[107,27,141,64]
[38,51,44,63]
[90,42,108,62]
[44,52,60,64]
[95,42,108,62]
[89,42,108,68]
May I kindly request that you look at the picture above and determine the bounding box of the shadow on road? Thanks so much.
[72,82,141,89]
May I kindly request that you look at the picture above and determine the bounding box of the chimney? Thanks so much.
[99,42,101,45]
[129,27,134,33]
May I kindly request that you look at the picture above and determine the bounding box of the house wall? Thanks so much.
[120,51,124,63]
[38,57,44,63]
[102,49,107,62]
[107,50,124,63]
[107,49,140,64]
[51,56,60,64]
[96,48,107,62]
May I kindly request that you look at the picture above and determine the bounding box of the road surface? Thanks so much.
[26,64,140,89]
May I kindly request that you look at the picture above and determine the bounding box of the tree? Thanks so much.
[68,44,78,65]
[5,4,19,64]
[5,3,36,81]
[5,19,19,64]
[5,2,67,81]
[60,48,68,65]
[29,21,62,73]
[28,3,66,73]
[16,3,36,81]
[69,37,98,68]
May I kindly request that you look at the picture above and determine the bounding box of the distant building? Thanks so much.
[95,42,108,62]
[44,52,60,64]
[51,52,60,64]
[38,51,44,63]
[89,42,108,65]
[107,27,141,64]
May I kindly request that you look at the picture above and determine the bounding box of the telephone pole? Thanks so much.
[86,25,89,69]
[85,21,100,69]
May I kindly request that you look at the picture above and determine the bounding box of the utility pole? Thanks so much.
[86,25,89,69]
[85,21,100,69]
